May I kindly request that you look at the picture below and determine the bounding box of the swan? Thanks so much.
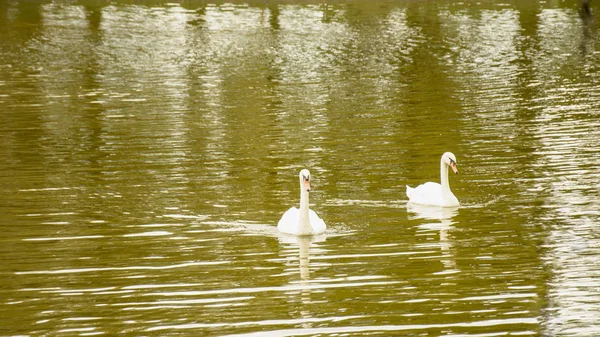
[277,169,327,236]
[406,152,460,207]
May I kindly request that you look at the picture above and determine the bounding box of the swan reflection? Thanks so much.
[278,233,326,327]
[407,203,458,271]
[406,203,458,221]
[278,233,326,282]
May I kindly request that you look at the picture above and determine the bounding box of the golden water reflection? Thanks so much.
[1,1,599,336]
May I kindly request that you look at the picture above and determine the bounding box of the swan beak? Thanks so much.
[303,178,311,192]
[450,162,458,174]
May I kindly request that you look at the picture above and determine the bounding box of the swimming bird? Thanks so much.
[406,152,460,207]
[277,169,327,235]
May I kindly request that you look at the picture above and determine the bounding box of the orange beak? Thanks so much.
[450,161,458,174]
[303,178,311,192]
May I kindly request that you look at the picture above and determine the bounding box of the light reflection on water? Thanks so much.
[1,1,600,336]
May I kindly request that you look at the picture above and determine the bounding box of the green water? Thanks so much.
[1,1,600,336]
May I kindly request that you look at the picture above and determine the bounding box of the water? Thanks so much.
[1,1,600,335]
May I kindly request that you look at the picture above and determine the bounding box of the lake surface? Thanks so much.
[1,1,600,336]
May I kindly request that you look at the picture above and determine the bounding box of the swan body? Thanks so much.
[278,169,327,236]
[406,152,460,207]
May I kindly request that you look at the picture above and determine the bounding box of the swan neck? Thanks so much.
[299,189,309,214]
[298,188,311,234]
[440,158,451,195]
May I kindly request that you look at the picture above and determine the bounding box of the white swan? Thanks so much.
[277,169,327,236]
[406,152,460,207]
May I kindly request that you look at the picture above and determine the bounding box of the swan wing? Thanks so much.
[277,207,299,234]
[277,207,326,235]
[406,182,444,206]
[308,209,326,234]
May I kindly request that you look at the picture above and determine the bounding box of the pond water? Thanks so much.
[2,1,600,336]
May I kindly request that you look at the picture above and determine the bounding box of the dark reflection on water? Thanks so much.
[1,1,600,336]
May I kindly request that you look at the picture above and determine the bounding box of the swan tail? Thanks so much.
[405,185,414,199]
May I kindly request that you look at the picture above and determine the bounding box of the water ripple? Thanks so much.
[146,315,365,332]
[216,318,538,337]
[15,261,229,275]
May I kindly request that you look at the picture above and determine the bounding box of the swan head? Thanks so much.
[442,152,458,174]
[299,169,311,192]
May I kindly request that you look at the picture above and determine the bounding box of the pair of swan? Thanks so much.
[277,152,460,236]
